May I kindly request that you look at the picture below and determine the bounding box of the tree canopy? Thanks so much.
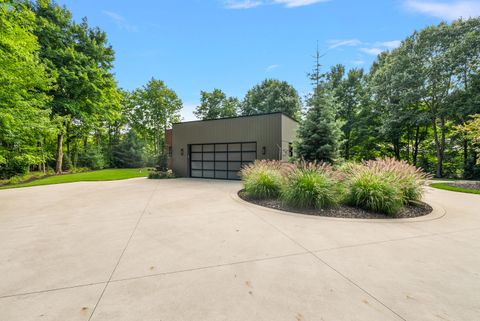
[194,89,239,120]
[240,79,302,120]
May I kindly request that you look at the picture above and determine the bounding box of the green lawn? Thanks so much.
[430,183,480,195]
[0,168,149,190]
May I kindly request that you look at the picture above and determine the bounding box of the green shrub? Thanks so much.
[281,168,342,209]
[148,169,175,179]
[241,160,283,199]
[78,147,105,170]
[346,169,403,216]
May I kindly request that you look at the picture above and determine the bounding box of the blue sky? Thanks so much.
[56,0,480,120]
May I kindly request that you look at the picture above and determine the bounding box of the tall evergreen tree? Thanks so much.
[296,50,342,163]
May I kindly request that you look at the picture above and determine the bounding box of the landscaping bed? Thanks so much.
[239,190,432,219]
[240,158,432,219]
[448,181,480,191]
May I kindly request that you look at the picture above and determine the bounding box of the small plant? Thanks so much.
[281,167,342,209]
[361,158,430,204]
[148,169,175,179]
[241,160,284,199]
[346,169,403,216]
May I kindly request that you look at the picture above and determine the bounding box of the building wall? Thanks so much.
[172,113,285,177]
[281,114,299,161]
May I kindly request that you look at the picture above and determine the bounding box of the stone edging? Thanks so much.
[231,190,446,224]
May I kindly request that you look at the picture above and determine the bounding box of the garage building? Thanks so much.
[167,112,298,180]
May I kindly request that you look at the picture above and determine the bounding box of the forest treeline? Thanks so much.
[1,0,479,179]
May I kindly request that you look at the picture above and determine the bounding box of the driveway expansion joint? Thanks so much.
[87,180,161,321]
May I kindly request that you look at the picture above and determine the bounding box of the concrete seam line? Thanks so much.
[240,203,407,321]
[87,180,161,321]
[0,281,108,300]
[311,225,480,253]
[108,251,310,284]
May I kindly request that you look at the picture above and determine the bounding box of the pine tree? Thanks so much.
[296,47,342,163]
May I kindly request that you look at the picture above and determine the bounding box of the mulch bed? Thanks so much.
[447,181,480,191]
[238,190,432,219]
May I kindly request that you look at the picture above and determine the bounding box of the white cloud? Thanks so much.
[327,39,362,49]
[404,0,480,21]
[265,64,279,72]
[380,40,401,49]
[225,0,330,9]
[359,47,383,56]
[102,10,138,32]
[224,0,262,9]
[274,0,330,8]
[358,40,400,56]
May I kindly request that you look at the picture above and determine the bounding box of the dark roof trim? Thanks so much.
[172,112,298,126]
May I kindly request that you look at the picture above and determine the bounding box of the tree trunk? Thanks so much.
[55,133,64,174]
[345,130,351,160]
[432,116,443,178]
[463,138,468,178]
[413,125,420,167]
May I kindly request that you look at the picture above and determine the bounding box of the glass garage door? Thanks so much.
[190,142,257,180]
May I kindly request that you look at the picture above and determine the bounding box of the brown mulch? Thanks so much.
[448,181,480,191]
[238,190,432,219]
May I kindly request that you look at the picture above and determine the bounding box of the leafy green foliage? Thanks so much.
[241,79,302,120]
[125,78,182,163]
[346,169,404,216]
[281,167,342,209]
[0,1,53,179]
[361,158,430,203]
[241,160,284,199]
[194,89,239,120]
[342,158,429,215]
[296,90,342,163]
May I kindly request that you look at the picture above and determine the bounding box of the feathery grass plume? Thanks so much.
[281,161,343,209]
[241,160,284,199]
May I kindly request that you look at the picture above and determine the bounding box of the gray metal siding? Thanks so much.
[280,114,299,161]
[172,113,283,177]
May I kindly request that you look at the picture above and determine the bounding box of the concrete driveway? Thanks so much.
[0,178,479,321]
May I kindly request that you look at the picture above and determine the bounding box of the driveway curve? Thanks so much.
[0,178,479,321]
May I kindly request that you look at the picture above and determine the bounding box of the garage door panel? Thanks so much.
[203,170,214,178]
[191,161,202,170]
[190,142,256,180]
[215,171,227,179]
[228,152,241,161]
[191,153,202,161]
[216,153,227,161]
[203,162,214,170]
[191,170,202,177]
[216,162,227,170]
[203,153,214,161]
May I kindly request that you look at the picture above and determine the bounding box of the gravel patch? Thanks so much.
[239,190,432,219]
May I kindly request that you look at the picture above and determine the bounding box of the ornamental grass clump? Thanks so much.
[362,158,430,204]
[241,160,284,199]
[346,168,404,216]
[281,162,342,209]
